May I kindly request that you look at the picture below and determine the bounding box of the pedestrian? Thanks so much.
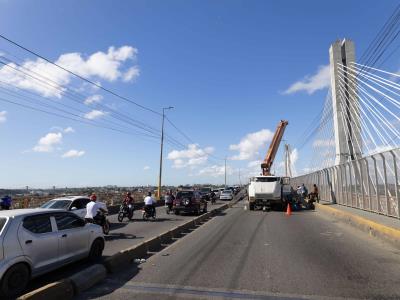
[1,195,12,210]
[310,184,319,203]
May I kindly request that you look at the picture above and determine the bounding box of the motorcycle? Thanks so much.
[165,202,173,214]
[118,203,134,222]
[142,205,156,221]
[85,210,110,235]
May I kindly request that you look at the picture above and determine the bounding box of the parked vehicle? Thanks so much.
[212,189,220,197]
[220,189,234,201]
[142,205,156,221]
[248,176,291,210]
[40,196,107,219]
[85,210,110,235]
[117,203,134,222]
[173,190,207,215]
[0,209,104,298]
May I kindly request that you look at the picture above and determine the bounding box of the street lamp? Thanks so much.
[158,106,174,200]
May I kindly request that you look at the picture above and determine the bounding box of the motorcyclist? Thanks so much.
[0,195,12,210]
[210,191,216,204]
[164,190,175,211]
[123,192,135,215]
[144,192,156,216]
[85,193,107,224]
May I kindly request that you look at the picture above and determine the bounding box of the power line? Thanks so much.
[0,33,162,116]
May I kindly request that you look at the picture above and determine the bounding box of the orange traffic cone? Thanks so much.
[286,203,292,216]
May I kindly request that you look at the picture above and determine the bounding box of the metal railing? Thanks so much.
[291,147,400,218]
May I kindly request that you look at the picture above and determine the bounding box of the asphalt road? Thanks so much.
[26,200,228,294]
[78,202,400,300]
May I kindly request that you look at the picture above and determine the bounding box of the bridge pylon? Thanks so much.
[329,39,362,165]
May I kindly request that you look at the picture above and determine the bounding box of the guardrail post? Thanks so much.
[372,156,380,213]
[349,162,354,207]
[390,151,400,218]
[380,153,390,216]
[365,158,372,212]
[358,159,365,210]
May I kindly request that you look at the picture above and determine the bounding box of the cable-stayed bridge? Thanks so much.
[292,38,400,218]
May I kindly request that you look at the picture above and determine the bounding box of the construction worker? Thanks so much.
[309,184,319,203]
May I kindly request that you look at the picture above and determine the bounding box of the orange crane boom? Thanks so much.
[261,120,288,176]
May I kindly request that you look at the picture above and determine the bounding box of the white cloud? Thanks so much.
[229,129,274,160]
[123,66,140,82]
[247,160,261,168]
[143,166,150,170]
[283,65,330,95]
[33,132,62,152]
[84,94,103,105]
[198,165,233,177]
[62,149,85,158]
[167,144,214,169]
[64,126,75,133]
[84,110,107,120]
[0,111,6,123]
[0,46,139,99]
[313,139,335,147]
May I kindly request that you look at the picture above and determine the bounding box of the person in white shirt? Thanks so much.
[144,192,156,216]
[85,193,106,222]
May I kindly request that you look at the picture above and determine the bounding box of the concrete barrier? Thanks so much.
[68,264,107,295]
[103,251,132,273]
[146,236,162,252]
[170,226,183,239]
[159,231,173,245]
[317,203,400,249]
[122,242,148,260]
[17,280,74,300]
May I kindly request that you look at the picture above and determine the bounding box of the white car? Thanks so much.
[0,208,104,298]
[40,196,107,219]
[220,190,233,201]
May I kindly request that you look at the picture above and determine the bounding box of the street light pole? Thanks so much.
[158,106,173,200]
[224,157,227,188]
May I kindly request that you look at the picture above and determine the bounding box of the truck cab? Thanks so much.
[248,176,291,210]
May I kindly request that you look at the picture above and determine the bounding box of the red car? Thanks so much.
[173,190,207,215]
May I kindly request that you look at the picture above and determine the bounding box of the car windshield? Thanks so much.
[0,217,7,234]
[41,199,71,209]
[176,191,193,198]
[222,190,231,194]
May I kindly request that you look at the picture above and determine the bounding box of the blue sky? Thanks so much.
[0,0,398,188]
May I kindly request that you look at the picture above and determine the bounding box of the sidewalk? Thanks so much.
[317,202,400,248]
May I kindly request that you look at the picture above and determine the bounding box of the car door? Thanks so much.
[53,212,89,262]
[18,214,59,274]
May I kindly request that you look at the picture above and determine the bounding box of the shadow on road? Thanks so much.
[105,233,140,241]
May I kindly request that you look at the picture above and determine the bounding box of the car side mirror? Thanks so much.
[71,207,77,211]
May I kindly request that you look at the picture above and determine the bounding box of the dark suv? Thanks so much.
[173,190,207,215]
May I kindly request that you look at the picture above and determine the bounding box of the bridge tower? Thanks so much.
[329,39,362,165]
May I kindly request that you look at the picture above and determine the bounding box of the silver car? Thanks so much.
[40,196,91,219]
[0,208,104,298]
[219,190,233,201]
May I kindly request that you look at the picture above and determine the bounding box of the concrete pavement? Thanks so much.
[78,202,400,299]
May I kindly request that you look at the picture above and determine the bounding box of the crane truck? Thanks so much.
[248,120,291,211]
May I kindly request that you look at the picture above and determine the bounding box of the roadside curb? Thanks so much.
[316,203,400,248]
[18,200,232,299]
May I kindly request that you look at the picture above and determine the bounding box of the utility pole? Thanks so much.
[158,106,173,200]
[239,168,242,187]
[224,158,227,188]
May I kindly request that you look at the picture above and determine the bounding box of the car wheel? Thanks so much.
[0,263,30,298]
[249,203,255,211]
[88,238,104,262]
[174,210,180,215]
[117,212,124,222]
[103,220,110,235]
